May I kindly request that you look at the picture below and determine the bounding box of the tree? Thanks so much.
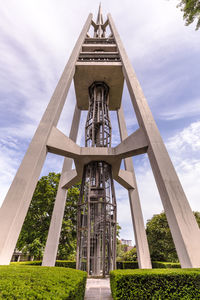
[177,0,200,30]
[57,184,80,260]
[146,211,200,262]
[122,247,137,262]
[16,173,80,260]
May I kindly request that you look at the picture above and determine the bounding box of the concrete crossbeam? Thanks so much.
[61,169,81,189]
[115,128,148,157]
[47,127,148,162]
[115,169,135,189]
[47,127,80,158]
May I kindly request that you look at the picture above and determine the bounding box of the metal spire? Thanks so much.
[96,2,103,25]
[94,3,104,38]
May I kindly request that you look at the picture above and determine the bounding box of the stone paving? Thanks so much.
[84,278,113,300]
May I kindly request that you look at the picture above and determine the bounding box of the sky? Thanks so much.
[0,0,200,245]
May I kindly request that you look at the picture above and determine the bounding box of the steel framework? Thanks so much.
[77,82,116,276]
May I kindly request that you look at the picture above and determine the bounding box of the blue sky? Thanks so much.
[0,0,200,244]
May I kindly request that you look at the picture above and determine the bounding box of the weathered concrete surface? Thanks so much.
[84,278,113,300]
[117,106,152,269]
[109,13,200,268]
[42,105,81,267]
[46,117,150,194]
[74,62,124,111]
[0,14,92,265]
[114,127,148,157]
[47,126,148,191]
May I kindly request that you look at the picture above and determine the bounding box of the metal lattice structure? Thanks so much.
[77,82,116,276]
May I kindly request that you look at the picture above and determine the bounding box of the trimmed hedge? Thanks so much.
[116,261,180,269]
[56,260,76,268]
[13,260,180,270]
[110,269,200,299]
[0,265,87,299]
[11,260,76,268]
[11,261,41,266]
[122,262,138,269]
[152,261,180,269]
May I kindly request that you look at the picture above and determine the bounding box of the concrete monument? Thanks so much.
[0,6,200,273]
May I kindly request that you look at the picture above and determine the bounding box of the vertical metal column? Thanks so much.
[77,82,116,276]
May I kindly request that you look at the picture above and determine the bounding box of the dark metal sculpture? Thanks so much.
[76,82,117,276]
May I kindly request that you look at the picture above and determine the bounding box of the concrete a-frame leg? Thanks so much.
[0,14,92,265]
[117,106,152,269]
[109,14,200,268]
[42,105,81,266]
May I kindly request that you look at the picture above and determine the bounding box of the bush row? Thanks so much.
[11,260,76,268]
[152,261,180,269]
[13,260,180,270]
[0,265,87,299]
[116,261,180,269]
[110,269,200,299]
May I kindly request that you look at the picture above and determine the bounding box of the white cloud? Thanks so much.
[159,97,200,121]
[117,121,200,243]
[167,121,200,153]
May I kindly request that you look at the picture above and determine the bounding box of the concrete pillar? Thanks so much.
[108,13,200,268]
[117,106,152,269]
[0,14,92,265]
[42,105,81,266]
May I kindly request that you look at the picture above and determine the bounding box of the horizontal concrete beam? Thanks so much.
[115,128,148,158]
[47,127,80,158]
[47,126,142,191]
[47,127,148,165]
[61,169,82,189]
[114,169,135,189]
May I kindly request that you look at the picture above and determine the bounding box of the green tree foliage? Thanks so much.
[116,242,128,261]
[177,0,200,30]
[116,224,130,261]
[146,211,200,262]
[57,184,80,260]
[16,173,80,260]
[122,247,137,262]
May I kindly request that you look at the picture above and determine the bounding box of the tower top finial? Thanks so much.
[96,2,103,25]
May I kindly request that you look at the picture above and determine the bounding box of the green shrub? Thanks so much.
[123,261,138,269]
[11,260,76,268]
[116,261,180,269]
[152,261,180,269]
[110,269,200,299]
[116,261,123,269]
[0,265,87,299]
[13,260,180,270]
[55,260,76,269]
[11,261,41,266]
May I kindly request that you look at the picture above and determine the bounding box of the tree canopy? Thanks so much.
[16,172,80,260]
[177,0,200,30]
[146,211,200,262]
[122,247,137,262]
